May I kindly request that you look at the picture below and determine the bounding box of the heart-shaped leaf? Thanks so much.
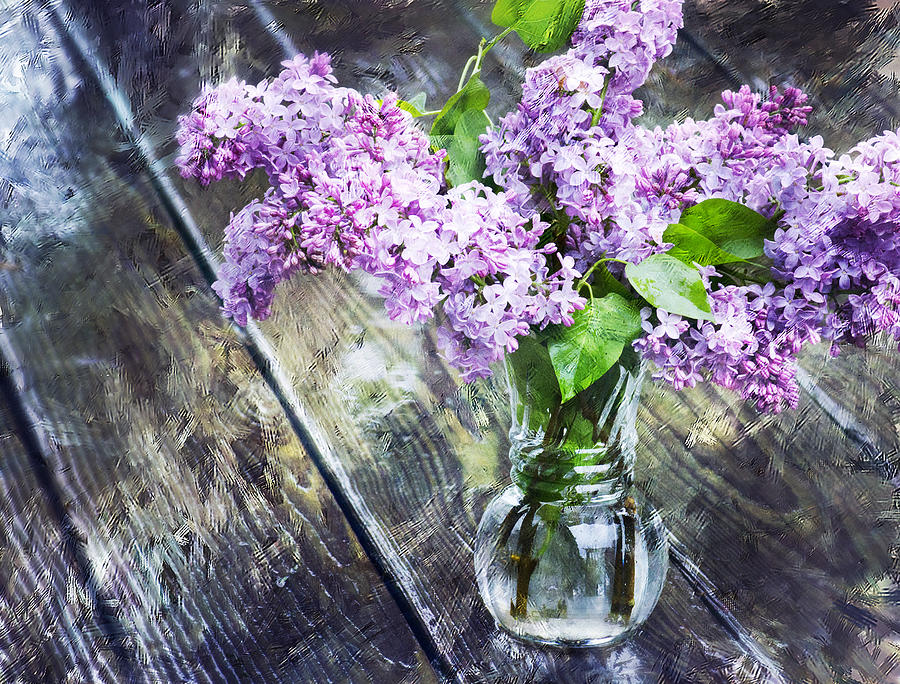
[430,75,490,137]
[677,198,776,261]
[545,293,643,402]
[445,109,491,186]
[492,0,585,53]
[625,254,715,321]
[662,223,748,266]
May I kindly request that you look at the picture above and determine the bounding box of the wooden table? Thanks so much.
[0,1,898,681]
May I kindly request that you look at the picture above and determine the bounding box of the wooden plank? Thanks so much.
[0,369,127,682]
[0,7,437,683]
[682,0,900,148]
[0,13,128,681]
[639,374,899,683]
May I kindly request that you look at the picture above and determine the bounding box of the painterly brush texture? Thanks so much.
[0,1,899,682]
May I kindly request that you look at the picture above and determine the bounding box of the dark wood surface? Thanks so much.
[1,0,899,682]
[0,6,434,683]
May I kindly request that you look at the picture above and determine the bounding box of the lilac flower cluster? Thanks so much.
[625,86,827,412]
[629,96,900,412]
[481,0,684,213]
[431,185,583,380]
[176,53,344,187]
[775,130,900,350]
[178,54,583,380]
[478,0,899,412]
[179,0,900,414]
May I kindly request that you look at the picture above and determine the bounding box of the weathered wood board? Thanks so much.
[0,6,437,683]
[0,377,128,682]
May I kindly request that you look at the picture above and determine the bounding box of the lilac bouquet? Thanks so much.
[176,0,900,419]
[176,0,900,645]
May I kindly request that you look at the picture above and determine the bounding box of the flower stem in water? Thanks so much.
[510,505,540,619]
[610,496,636,621]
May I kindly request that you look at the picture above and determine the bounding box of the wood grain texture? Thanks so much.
[0,376,127,682]
[640,377,899,683]
[0,6,436,683]
[7,0,899,682]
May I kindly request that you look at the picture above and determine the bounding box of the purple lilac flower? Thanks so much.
[481,8,860,413]
[433,183,585,381]
[481,0,684,213]
[178,55,445,321]
[179,0,900,414]
[210,192,314,326]
[770,129,900,352]
[176,53,344,186]
[621,87,831,411]
[177,55,585,381]
[628,98,900,412]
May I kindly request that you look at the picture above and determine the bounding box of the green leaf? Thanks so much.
[428,134,453,153]
[429,75,492,187]
[662,223,748,266]
[545,293,643,402]
[396,92,428,117]
[624,254,715,321]
[677,198,775,261]
[491,0,585,53]
[445,109,491,186]
[589,262,630,298]
[430,75,490,137]
[492,0,522,26]
[408,92,427,111]
[506,334,562,430]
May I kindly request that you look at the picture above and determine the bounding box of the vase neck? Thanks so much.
[505,352,645,505]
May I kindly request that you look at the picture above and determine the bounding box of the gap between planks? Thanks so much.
[0,332,140,683]
[39,2,456,681]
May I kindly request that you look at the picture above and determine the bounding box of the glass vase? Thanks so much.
[474,342,668,647]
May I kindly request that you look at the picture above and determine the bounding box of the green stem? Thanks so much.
[479,27,514,65]
[510,505,540,619]
[457,55,477,92]
[610,497,636,621]
[589,76,612,127]
[496,502,530,550]
[576,256,627,292]
[542,400,565,447]
[575,260,603,294]
[461,27,515,90]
